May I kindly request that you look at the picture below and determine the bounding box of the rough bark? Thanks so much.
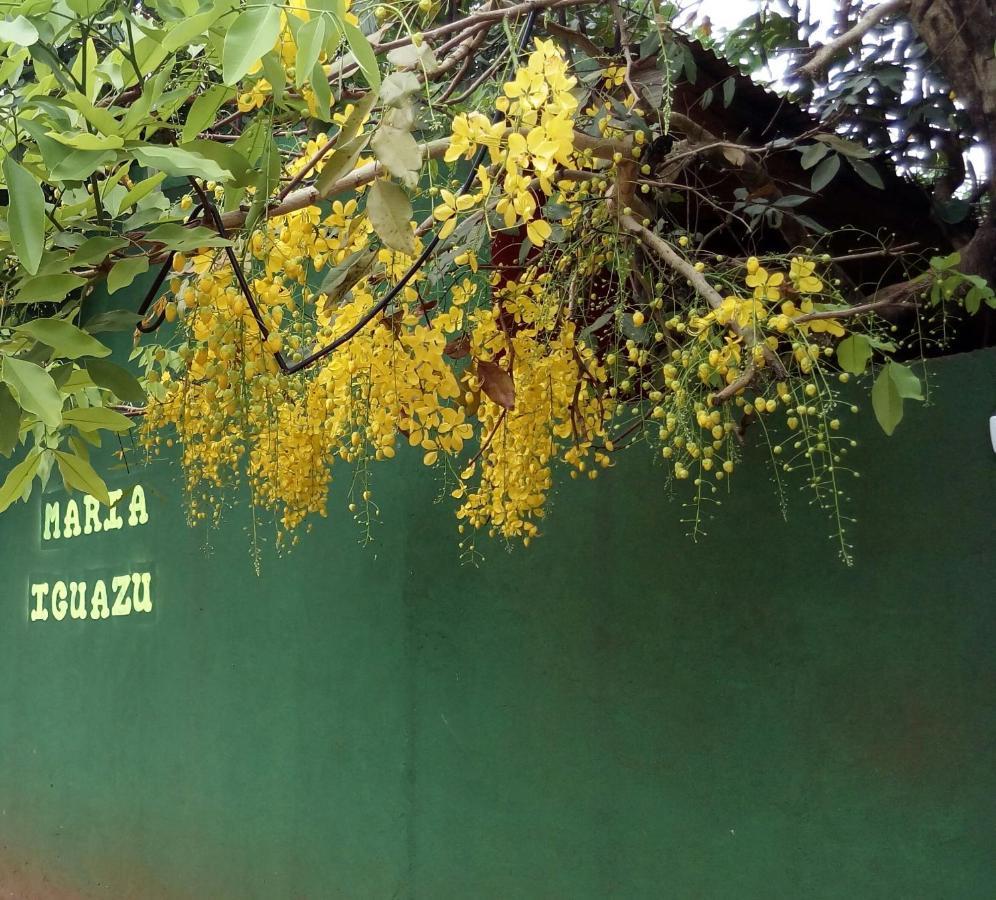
[907,0,996,281]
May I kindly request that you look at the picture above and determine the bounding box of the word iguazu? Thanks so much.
[28,572,153,622]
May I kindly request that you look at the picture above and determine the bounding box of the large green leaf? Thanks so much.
[49,148,117,182]
[142,223,231,251]
[181,84,232,143]
[13,318,112,359]
[0,447,42,513]
[871,362,923,436]
[82,309,142,334]
[73,236,129,266]
[53,448,110,505]
[1,356,62,427]
[86,357,145,403]
[2,155,45,275]
[0,382,20,457]
[63,92,122,136]
[162,5,226,52]
[0,16,40,46]
[871,367,900,435]
[315,133,370,195]
[67,0,106,16]
[116,174,166,215]
[836,334,872,375]
[887,362,923,401]
[810,154,840,192]
[222,4,282,85]
[366,178,414,254]
[131,144,232,181]
[370,125,421,187]
[62,406,134,433]
[342,21,380,89]
[848,157,884,190]
[13,273,87,303]
[182,140,251,186]
[295,15,326,88]
[107,255,150,294]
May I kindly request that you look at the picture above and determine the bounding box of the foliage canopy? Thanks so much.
[0,0,993,562]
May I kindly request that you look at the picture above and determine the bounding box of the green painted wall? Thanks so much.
[1,350,994,899]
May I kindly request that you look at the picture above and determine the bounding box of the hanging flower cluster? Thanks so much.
[137,38,904,564]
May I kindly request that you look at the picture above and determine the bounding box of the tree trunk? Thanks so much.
[908,0,996,282]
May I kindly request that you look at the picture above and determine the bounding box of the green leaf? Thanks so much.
[131,144,231,181]
[343,21,380,89]
[67,0,105,16]
[63,92,122,136]
[142,223,231,251]
[86,357,145,403]
[336,87,378,145]
[3,155,46,275]
[49,149,117,182]
[0,382,20,457]
[1,356,62,427]
[62,406,134,433]
[181,84,231,143]
[82,309,142,333]
[799,142,829,170]
[836,334,872,375]
[162,5,225,52]
[888,362,923,401]
[295,15,326,88]
[118,172,167,212]
[259,48,287,103]
[53,448,110,505]
[72,236,128,266]
[871,362,923,436]
[810,153,840,192]
[813,133,873,159]
[0,16,39,46]
[222,4,282,85]
[722,76,735,108]
[13,318,112,360]
[871,365,901,436]
[13,273,87,303]
[182,139,251,186]
[366,178,414,254]
[380,71,421,107]
[48,131,124,151]
[0,447,42,513]
[318,245,378,306]
[106,255,149,294]
[848,157,884,190]
[314,133,370,195]
[309,60,333,120]
[370,125,421,188]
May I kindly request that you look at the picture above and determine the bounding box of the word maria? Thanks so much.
[43,485,149,540]
[29,573,153,622]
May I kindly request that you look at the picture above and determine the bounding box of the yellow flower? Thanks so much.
[789,257,823,293]
[237,79,271,113]
[777,299,845,337]
[745,266,784,302]
[526,218,552,247]
[603,65,626,88]
[433,189,477,239]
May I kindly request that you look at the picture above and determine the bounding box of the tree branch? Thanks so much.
[795,0,910,80]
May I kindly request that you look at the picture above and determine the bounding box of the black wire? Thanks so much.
[136,203,204,334]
